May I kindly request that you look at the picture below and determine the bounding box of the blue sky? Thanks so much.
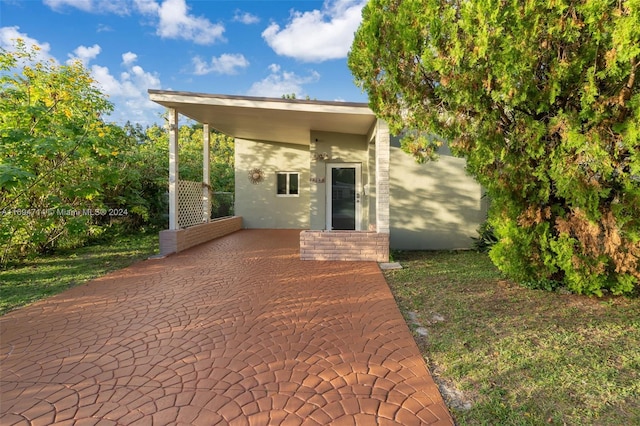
[1,0,369,125]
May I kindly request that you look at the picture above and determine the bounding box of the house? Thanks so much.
[148,90,487,262]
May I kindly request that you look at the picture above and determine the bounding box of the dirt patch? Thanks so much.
[407,310,473,413]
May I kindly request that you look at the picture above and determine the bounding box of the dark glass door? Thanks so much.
[331,167,356,230]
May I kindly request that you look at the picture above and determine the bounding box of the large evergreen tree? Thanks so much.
[349,0,640,295]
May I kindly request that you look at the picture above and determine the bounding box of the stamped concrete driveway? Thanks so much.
[0,229,453,425]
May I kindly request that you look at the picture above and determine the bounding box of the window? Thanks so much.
[276,172,299,196]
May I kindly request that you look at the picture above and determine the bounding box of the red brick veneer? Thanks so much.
[300,230,389,262]
[159,216,242,255]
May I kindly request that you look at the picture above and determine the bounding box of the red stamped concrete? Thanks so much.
[0,230,453,425]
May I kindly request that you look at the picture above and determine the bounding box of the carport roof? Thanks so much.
[148,90,377,146]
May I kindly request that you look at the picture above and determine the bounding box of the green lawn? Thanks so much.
[384,250,640,426]
[0,231,159,315]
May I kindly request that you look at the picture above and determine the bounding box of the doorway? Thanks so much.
[326,163,361,230]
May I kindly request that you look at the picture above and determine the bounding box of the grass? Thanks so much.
[384,250,640,425]
[0,230,159,315]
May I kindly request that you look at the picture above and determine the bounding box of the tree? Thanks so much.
[349,0,640,295]
[0,41,236,266]
[176,123,235,218]
[281,93,316,100]
[0,40,119,263]
[141,121,235,193]
[140,121,235,219]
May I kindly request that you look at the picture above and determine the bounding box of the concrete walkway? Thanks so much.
[0,230,453,425]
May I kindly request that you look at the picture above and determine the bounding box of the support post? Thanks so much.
[375,119,390,234]
[203,124,211,223]
[168,108,179,230]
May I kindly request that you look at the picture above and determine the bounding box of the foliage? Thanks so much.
[173,122,235,193]
[137,120,235,221]
[1,41,118,263]
[105,121,170,229]
[349,0,640,295]
[0,229,158,315]
[281,93,316,100]
[385,251,640,425]
[472,221,498,252]
[0,40,235,266]
[145,120,236,219]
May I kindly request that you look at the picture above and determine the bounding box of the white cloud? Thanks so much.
[121,51,138,65]
[45,0,225,44]
[0,27,162,125]
[0,26,55,63]
[97,23,113,32]
[192,53,249,75]
[91,64,122,93]
[90,56,163,124]
[62,46,162,124]
[155,0,225,45]
[43,0,92,12]
[233,10,260,25]
[133,0,159,15]
[44,0,130,15]
[262,0,366,62]
[247,64,320,98]
[67,44,101,66]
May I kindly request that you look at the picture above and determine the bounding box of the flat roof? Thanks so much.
[148,89,377,145]
[148,90,371,108]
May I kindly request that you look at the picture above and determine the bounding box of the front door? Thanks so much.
[326,163,361,230]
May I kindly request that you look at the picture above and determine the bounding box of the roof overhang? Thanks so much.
[148,90,377,146]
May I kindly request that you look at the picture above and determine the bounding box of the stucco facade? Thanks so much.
[309,131,370,231]
[235,130,377,233]
[149,90,486,259]
[389,138,487,250]
[235,139,311,229]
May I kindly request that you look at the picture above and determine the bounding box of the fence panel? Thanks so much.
[178,180,205,228]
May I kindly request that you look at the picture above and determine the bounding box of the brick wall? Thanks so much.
[159,216,242,255]
[300,230,389,262]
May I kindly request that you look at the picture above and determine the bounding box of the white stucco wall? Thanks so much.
[309,130,369,231]
[235,138,310,229]
[390,137,487,250]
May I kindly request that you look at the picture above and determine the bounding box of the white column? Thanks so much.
[375,119,390,234]
[168,108,179,230]
[203,124,211,223]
